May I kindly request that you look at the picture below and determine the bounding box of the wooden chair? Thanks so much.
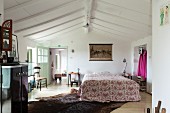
[68,72,80,87]
[54,74,62,83]
[155,100,161,113]
[34,66,47,91]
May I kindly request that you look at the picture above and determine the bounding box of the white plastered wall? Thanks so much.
[0,0,4,25]
[153,0,170,112]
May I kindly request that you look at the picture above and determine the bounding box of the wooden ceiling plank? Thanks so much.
[30,23,83,40]
[13,0,82,24]
[24,19,83,38]
[5,0,42,12]
[93,18,149,37]
[92,23,136,38]
[92,27,133,41]
[95,11,151,34]
[96,1,151,26]
[99,0,151,15]
[34,24,83,41]
[14,8,84,33]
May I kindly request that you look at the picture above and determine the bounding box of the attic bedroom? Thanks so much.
[0,0,169,113]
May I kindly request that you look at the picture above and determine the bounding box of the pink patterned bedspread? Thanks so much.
[80,72,141,102]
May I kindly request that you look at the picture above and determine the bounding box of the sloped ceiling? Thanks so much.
[4,0,152,43]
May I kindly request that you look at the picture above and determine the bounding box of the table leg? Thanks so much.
[46,78,47,88]
[40,81,41,91]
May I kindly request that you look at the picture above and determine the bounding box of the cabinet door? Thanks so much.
[21,65,28,113]
[12,66,28,113]
[11,67,22,113]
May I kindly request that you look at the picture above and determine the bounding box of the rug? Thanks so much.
[28,93,125,113]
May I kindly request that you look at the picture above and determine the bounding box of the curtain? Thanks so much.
[137,49,147,80]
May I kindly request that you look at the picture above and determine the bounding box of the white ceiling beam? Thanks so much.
[84,0,94,33]
[93,18,148,37]
[94,10,151,34]
[91,23,138,39]
[92,27,132,41]
[24,18,83,38]
[92,24,135,40]
[14,8,84,33]
[96,1,151,26]
[98,0,151,15]
[5,0,43,12]
[13,0,82,24]
[34,24,83,41]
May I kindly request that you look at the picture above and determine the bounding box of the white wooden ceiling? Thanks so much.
[4,0,152,42]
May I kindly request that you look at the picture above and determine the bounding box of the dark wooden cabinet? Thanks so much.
[11,65,28,113]
[0,64,28,113]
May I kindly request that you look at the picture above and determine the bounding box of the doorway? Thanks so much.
[133,44,147,91]
[49,48,68,84]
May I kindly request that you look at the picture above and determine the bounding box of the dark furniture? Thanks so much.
[35,77,47,91]
[33,66,47,91]
[54,74,62,83]
[0,63,28,113]
[68,72,81,87]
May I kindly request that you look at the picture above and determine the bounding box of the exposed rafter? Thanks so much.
[92,23,137,39]
[35,24,83,41]
[93,18,149,37]
[92,27,133,41]
[24,18,83,38]
[99,0,151,16]
[94,10,151,34]
[31,23,83,40]
[13,0,82,24]
[84,0,95,32]
[5,0,39,12]
[14,8,84,33]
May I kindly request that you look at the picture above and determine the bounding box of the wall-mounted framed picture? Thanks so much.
[1,20,12,51]
[89,44,113,61]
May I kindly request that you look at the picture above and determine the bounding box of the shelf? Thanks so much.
[0,62,20,66]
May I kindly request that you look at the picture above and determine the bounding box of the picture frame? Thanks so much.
[8,35,17,58]
[160,2,170,26]
[1,20,12,51]
[89,44,113,61]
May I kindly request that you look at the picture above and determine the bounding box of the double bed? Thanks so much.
[79,72,141,102]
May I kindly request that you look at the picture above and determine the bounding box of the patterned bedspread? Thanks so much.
[80,72,141,102]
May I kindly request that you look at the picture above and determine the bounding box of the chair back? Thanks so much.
[69,72,81,86]
[155,101,161,113]
[34,66,41,79]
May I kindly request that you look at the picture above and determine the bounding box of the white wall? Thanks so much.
[0,0,4,25]
[131,36,152,93]
[49,29,131,75]
[153,0,170,111]
[49,48,56,80]
[60,49,67,73]
[17,34,37,62]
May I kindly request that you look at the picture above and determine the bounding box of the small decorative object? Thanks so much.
[1,20,12,51]
[71,49,74,53]
[89,44,113,61]
[123,58,127,75]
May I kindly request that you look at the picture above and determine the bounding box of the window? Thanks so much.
[38,48,48,63]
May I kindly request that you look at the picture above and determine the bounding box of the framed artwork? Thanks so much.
[89,44,113,61]
[8,34,17,58]
[160,2,170,26]
[1,20,12,51]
